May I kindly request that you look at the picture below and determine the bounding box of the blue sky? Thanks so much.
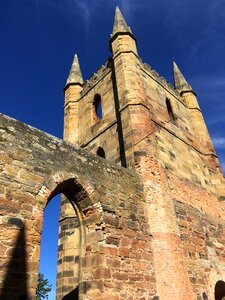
[1,1,225,298]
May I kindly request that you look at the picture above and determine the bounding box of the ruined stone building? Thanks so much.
[1,6,225,300]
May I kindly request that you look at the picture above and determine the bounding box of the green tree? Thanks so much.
[36,273,52,300]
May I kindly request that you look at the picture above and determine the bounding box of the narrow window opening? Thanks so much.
[96,147,105,158]
[215,280,225,300]
[166,98,175,121]
[93,94,102,120]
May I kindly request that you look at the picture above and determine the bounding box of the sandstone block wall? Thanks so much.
[1,111,225,299]
[0,114,157,300]
[138,63,224,196]
[61,15,225,299]
[1,7,225,300]
[135,154,225,299]
[68,31,224,199]
[76,61,122,164]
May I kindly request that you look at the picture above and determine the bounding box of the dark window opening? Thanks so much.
[93,94,102,120]
[166,98,175,121]
[215,280,225,300]
[96,147,105,158]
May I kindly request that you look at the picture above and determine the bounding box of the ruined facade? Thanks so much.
[1,6,225,300]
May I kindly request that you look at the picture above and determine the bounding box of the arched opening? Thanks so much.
[166,98,175,121]
[38,178,92,300]
[96,146,105,158]
[38,195,61,300]
[215,280,225,300]
[93,94,102,120]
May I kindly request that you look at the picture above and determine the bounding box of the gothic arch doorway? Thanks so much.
[39,177,95,300]
[215,280,225,300]
[38,195,61,299]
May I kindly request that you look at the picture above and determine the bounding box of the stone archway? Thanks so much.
[0,113,147,300]
[38,175,102,300]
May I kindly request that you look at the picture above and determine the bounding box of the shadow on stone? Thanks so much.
[62,286,79,300]
[111,60,127,168]
[215,280,225,300]
[0,225,28,300]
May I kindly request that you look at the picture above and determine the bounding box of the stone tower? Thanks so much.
[57,6,225,300]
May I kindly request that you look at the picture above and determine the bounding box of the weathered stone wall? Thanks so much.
[61,10,225,299]
[69,29,225,198]
[77,61,123,164]
[134,155,225,299]
[2,7,225,300]
[0,114,157,300]
[170,172,225,299]
[138,63,224,197]
[1,110,225,300]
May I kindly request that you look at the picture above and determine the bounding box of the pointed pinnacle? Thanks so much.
[173,61,192,93]
[66,54,83,85]
[112,6,132,36]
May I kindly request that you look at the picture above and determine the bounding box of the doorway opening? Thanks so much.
[38,195,61,299]
[38,178,89,300]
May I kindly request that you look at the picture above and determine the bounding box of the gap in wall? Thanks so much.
[38,195,61,300]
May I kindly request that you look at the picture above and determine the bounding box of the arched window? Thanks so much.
[215,280,225,300]
[93,94,102,120]
[166,98,175,121]
[96,147,105,158]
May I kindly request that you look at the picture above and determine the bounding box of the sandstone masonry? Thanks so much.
[0,6,225,300]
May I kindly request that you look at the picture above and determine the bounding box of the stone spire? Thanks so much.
[66,54,83,85]
[173,62,193,94]
[111,6,132,36]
